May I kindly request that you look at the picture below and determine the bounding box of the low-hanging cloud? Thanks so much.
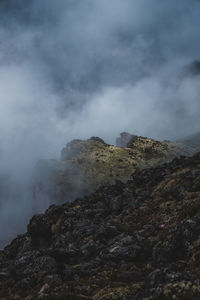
[0,0,200,247]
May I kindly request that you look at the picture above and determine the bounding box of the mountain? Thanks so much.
[32,134,197,212]
[0,133,200,299]
[1,151,200,299]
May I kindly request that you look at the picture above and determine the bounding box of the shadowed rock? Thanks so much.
[1,152,200,299]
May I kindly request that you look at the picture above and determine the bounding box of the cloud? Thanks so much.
[0,0,200,247]
[1,1,200,146]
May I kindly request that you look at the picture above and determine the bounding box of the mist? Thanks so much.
[0,0,200,247]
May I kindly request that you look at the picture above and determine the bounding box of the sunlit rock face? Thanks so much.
[32,133,197,212]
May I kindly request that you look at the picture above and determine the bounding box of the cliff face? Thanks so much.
[32,134,197,210]
[1,151,200,299]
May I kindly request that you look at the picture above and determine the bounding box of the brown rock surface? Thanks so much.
[1,151,200,299]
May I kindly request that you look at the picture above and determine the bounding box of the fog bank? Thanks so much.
[0,0,200,247]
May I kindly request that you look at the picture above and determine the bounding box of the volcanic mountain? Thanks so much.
[0,133,200,299]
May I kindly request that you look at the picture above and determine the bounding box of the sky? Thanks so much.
[0,0,200,246]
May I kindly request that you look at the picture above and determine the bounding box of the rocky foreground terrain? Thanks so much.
[0,133,200,299]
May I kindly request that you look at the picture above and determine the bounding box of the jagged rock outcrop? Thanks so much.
[1,152,200,299]
[116,132,138,147]
[33,134,197,210]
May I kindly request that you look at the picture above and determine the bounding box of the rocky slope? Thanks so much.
[32,134,197,211]
[1,149,200,299]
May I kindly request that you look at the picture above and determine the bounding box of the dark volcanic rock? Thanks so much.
[1,153,200,299]
[116,132,138,147]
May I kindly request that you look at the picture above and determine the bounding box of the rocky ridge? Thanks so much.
[33,134,197,210]
[1,147,200,299]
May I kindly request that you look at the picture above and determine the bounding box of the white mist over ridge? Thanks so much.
[0,0,200,247]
